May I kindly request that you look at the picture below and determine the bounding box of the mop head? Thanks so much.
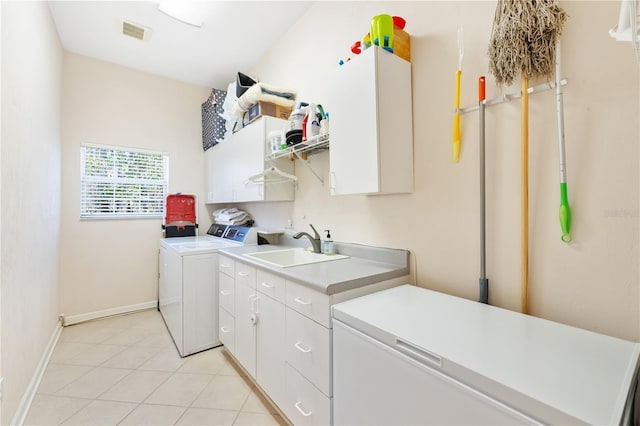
[488,0,568,85]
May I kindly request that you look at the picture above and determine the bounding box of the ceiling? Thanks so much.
[48,1,314,89]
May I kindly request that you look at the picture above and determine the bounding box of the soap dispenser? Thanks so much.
[323,230,335,255]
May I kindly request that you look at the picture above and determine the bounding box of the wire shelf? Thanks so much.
[266,133,330,161]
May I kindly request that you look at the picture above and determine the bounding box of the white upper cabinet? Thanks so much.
[205,142,233,203]
[205,116,295,203]
[328,46,413,196]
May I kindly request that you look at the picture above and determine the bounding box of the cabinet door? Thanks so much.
[329,46,413,195]
[232,121,264,202]
[204,148,216,203]
[207,141,233,203]
[329,46,380,195]
[256,293,286,409]
[234,279,257,378]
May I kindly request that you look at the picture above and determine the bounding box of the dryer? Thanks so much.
[159,223,257,357]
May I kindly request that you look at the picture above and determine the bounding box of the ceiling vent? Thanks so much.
[122,21,149,40]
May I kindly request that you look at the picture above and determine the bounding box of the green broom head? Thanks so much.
[488,0,568,86]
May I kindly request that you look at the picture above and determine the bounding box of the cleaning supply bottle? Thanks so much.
[320,112,330,135]
[304,104,320,143]
[323,230,335,255]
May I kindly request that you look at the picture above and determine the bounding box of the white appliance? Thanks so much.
[332,285,640,425]
[159,223,257,357]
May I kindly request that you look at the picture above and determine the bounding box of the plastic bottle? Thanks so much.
[320,112,330,135]
[323,230,335,255]
[301,112,309,142]
[304,104,320,143]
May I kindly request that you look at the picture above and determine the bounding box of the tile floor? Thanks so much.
[25,309,287,426]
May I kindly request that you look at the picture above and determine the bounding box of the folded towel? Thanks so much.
[232,82,297,118]
[213,208,253,226]
[213,207,239,217]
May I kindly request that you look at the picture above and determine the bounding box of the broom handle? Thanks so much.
[521,75,529,315]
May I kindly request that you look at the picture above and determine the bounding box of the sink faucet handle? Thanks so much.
[309,224,321,239]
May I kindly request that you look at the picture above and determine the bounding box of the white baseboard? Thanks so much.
[11,321,63,426]
[62,300,158,326]
[11,301,159,424]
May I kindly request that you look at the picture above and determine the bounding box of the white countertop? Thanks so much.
[332,285,640,425]
[219,243,409,295]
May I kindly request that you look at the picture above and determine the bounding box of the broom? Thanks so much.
[488,0,567,314]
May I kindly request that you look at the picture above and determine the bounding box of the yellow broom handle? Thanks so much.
[521,75,529,315]
[453,70,462,162]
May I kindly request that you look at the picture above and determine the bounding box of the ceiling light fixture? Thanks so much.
[158,1,203,28]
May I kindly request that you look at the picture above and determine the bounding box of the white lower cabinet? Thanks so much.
[218,256,403,425]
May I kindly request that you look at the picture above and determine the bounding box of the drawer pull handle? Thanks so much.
[294,341,311,353]
[294,401,312,417]
[260,282,274,289]
[294,297,311,306]
[220,327,230,333]
[220,290,231,296]
[220,263,230,268]
[238,272,249,277]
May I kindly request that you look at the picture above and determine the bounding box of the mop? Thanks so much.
[488,0,567,314]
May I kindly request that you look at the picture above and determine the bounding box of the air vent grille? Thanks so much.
[122,21,146,40]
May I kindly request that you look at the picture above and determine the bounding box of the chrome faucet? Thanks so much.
[293,224,322,253]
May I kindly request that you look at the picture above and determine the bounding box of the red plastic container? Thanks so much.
[164,193,197,238]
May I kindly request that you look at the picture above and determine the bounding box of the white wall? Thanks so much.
[60,53,210,318]
[248,1,639,341]
[1,1,62,422]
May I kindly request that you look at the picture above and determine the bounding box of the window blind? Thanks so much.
[80,144,169,219]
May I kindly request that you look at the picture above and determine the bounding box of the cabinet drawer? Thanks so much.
[219,255,235,277]
[219,307,235,354]
[285,363,331,426]
[236,261,256,289]
[257,269,285,303]
[219,272,235,315]
[286,307,331,396]
[286,280,331,327]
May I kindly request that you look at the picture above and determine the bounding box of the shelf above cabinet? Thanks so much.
[266,133,329,161]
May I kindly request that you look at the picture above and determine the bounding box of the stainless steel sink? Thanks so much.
[244,248,349,268]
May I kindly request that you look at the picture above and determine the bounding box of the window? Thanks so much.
[80,144,169,219]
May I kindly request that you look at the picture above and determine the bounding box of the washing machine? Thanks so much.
[159,223,257,357]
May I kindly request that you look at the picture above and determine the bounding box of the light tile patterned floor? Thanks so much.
[25,309,287,426]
